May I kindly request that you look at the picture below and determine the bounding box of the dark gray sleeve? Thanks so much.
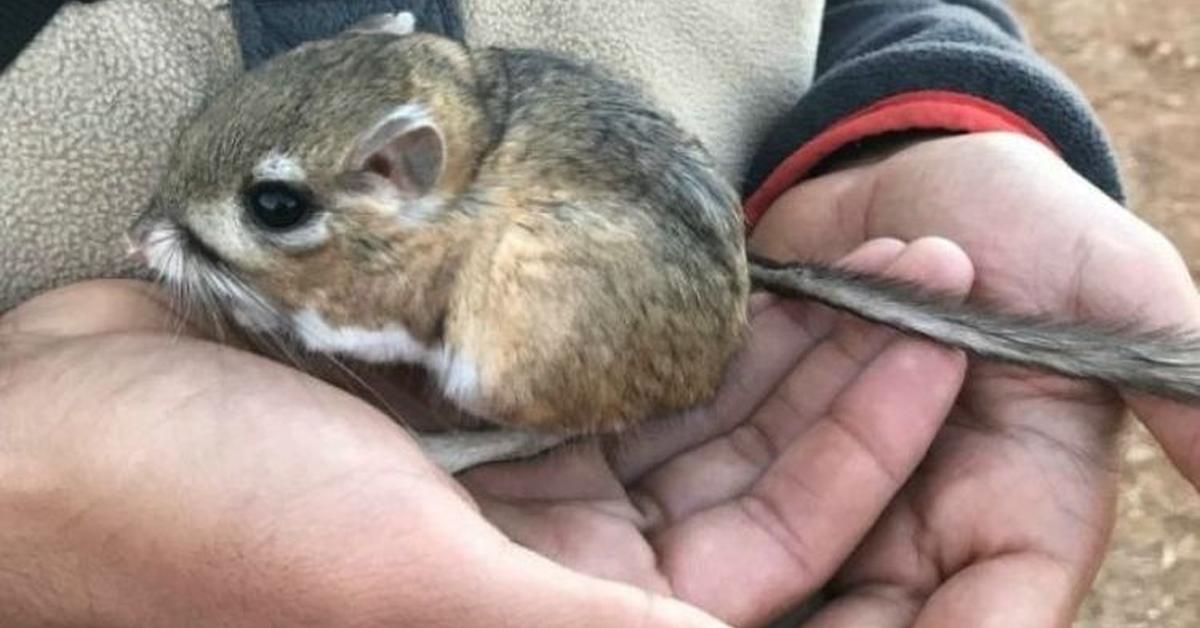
[744,0,1124,213]
[230,0,463,69]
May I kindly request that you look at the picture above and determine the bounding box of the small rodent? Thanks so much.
[127,14,1200,472]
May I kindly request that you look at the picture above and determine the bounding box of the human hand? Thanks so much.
[749,132,1200,626]
[0,282,725,627]
[458,237,969,626]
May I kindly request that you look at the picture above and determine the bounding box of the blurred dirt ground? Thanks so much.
[1010,1,1200,626]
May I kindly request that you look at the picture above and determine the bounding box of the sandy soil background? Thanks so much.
[1009,1,1200,626]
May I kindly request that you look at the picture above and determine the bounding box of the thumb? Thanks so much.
[748,167,876,264]
[491,545,730,628]
[344,513,729,628]
[1128,395,1200,491]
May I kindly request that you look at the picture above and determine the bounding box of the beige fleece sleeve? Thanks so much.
[0,0,240,311]
[460,0,824,186]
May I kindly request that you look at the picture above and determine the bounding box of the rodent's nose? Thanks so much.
[124,232,148,264]
[124,219,154,265]
[125,206,162,265]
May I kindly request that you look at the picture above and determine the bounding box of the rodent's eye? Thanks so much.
[244,181,314,230]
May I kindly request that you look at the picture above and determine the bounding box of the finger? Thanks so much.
[800,553,1079,628]
[768,237,911,341]
[470,491,670,593]
[798,584,919,628]
[650,331,966,626]
[610,237,909,482]
[910,556,1079,628]
[759,237,974,433]
[641,244,972,626]
[480,542,731,628]
[636,238,973,521]
[1129,396,1200,491]
[401,517,728,628]
[0,280,181,341]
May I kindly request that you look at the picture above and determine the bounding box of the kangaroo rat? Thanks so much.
[127,15,1200,472]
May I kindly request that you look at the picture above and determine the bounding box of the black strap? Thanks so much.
[0,0,98,75]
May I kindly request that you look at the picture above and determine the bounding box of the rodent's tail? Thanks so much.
[748,255,1200,404]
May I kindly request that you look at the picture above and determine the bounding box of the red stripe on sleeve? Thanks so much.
[743,91,1059,228]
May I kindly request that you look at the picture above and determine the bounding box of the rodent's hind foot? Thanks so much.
[417,429,568,474]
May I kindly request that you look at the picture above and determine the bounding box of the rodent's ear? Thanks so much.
[348,109,445,198]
